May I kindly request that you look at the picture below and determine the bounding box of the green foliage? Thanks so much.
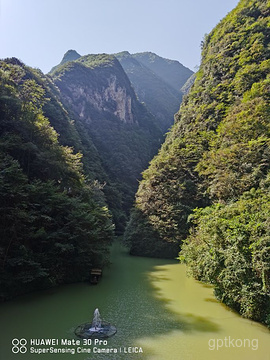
[0,59,114,300]
[125,208,179,258]
[77,54,117,69]
[50,54,118,79]
[124,0,270,325]
[125,118,210,257]
[181,187,270,326]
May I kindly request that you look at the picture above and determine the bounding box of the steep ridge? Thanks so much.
[115,51,184,131]
[50,53,163,231]
[125,0,270,325]
[133,52,193,92]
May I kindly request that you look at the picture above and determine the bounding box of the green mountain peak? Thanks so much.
[49,49,81,74]
[62,49,81,62]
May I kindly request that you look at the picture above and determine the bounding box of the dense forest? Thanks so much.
[0,52,190,300]
[125,0,270,326]
[0,58,114,300]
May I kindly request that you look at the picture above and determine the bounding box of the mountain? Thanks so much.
[51,51,193,133]
[49,49,81,74]
[49,53,163,232]
[0,58,114,300]
[132,52,193,92]
[60,49,81,63]
[115,51,185,131]
[124,0,270,326]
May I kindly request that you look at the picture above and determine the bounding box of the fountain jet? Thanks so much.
[75,308,117,339]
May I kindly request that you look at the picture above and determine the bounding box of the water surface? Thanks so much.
[0,241,269,359]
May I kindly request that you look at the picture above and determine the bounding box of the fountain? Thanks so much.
[74,308,117,339]
[90,308,102,330]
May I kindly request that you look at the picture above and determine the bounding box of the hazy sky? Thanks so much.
[0,0,239,73]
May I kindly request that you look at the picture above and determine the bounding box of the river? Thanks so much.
[0,241,269,360]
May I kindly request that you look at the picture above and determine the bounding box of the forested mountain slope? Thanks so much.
[125,0,270,326]
[115,51,187,131]
[50,54,163,232]
[133,52,193,92]
[0,58,114,300]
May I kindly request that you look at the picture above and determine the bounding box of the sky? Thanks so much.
[0,0,239,74]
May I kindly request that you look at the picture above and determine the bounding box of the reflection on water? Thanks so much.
[0,241,269,360]
[142,260,270,360]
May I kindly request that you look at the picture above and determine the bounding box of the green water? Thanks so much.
[0,241,269,360]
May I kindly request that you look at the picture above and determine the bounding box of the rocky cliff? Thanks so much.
[50,53,162,231]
